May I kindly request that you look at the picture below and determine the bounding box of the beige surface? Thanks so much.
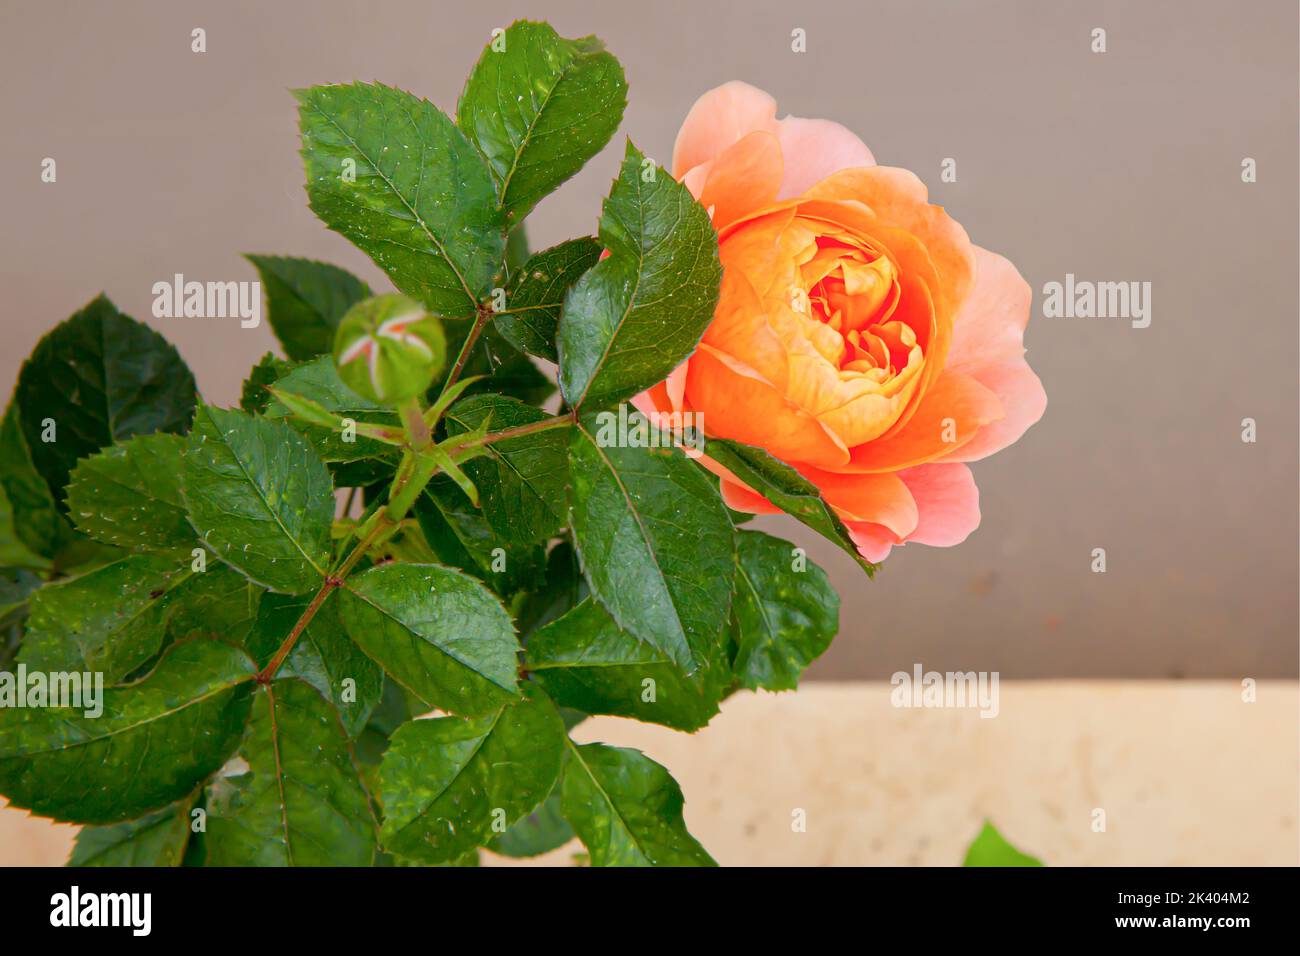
[0,0,1295,679]
[3,680,1296,866]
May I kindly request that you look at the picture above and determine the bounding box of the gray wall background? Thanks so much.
[1,0,1295,678]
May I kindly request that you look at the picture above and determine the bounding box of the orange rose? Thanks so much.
[635,82,1046,562]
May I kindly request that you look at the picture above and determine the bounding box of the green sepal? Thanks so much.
[333,294,447,405]
[264,356,403,463]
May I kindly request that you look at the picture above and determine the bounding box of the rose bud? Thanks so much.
[333,294,447,404]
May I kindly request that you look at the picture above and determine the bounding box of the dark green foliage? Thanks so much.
[0,19,867,869]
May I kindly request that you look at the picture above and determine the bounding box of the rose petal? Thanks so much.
[843,462,981,560]
[831,370,1004,473]
[897,463,980,547]
[944,359,1046,462]
[797,465,918,537]
[947,246,1033,371]
[844,520,899,563]
[696,131,784,230]
[719,477,782,515]
[686,345,850,468]
[673,82,875,204]
[630,385,667,420]
[672,81,779,178]
[804,168,976,319]
[775,115,875,199]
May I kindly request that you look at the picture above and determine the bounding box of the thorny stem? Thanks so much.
[256,514,394,682]
[443,412,574,455]
[438,305,493,404]
[256,403,572,684]
[399,397,433,450]
[385,452,441,521]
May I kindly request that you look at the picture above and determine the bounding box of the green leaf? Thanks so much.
[527,599,729,731]
[561,742,715,866]
[439,323,556,407]
[297,82,503,317]
[488,787,573,858]
[181,815,207,866]
[205,679,377,866]
[0,485,50,569]
[704,438,878,576]
[0,401,69,563]
[240,352,295,414]
[245,254,372,361]
[962,821,1044,867]
[414,478,546,596]
[18,554,192,682]
[475,337,556,406]
[181,405,334,593]
[353,675,420,768]
[0,567,41,627]
[0,638,255,824]
[164,564,263,645]
[557,142,721,411]
[69,795,198,867]
[458,20,627,224]
[504,223,530,278]
[369,675,422,733]
[567,416,735,673]
[731,530,839,691]
[264,356,402,463]
[0,619,20,673]
[497,237,602,362]
[245,591,382,737]
[14,294,196,506]
[379,688,564,864]
[65,434,193,555]
[338,562,521,717]
[514,540,586,639]
[445,394,568,543]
